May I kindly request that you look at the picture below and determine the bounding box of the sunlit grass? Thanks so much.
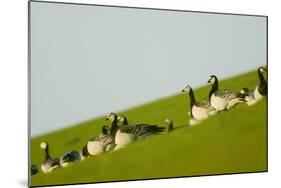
[30,69,267,186]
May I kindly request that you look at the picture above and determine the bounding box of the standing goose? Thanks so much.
[165,118,174,132]
[182,85,217,124]
[59,150,81,167]
[239,67,267,106]
[114,123,165,150]
[40,142,60,173]
[85,125,116,156]
[207,75,245,111]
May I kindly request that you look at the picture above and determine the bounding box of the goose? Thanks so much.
[59,150,81,167]
[165,118,174,132]
[207,75,245,111]
[239,67,267,106]
[85,125,116,156]
[40,142,60,173]
[106,112,120,136]
[114,123,165,150]
[117,115,129,126]
[30,164,38,176]
[182,85,217,122]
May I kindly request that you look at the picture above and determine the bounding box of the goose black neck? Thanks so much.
[110,117,118,136]
[188,88,196,117]
[169,122,173,131]
[102,126,110,135]
[82,145,89,157]
[258,69,266,85]
[44,145,50,160]
[209,78,218,100]
[123,118,128,126]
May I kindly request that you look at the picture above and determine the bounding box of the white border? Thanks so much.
[1,0,280,188]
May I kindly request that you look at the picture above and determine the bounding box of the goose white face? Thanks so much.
[106,113,116,122]
[40,142,47,149]
[208,76,216,84]
[182,85,191,93]
[117,116,125,123]
[259,67,266,74]
[165,118,172,124]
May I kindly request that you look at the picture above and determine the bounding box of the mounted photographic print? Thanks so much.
[29,0,268,187]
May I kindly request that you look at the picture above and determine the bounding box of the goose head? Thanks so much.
[40,141,48,150]
[102,125,110,135]
[207,75,217,84]
[165,118,173,132]
[258,67,267,74]
[106,112,117,122]
[181,85,192,93]
[117,115,128,126]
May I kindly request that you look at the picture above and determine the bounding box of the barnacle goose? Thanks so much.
[114,123,165,150]
[239,67,267,106]
[40,142,60,173]
[165,118,174,132]
[182,85,217,123]
[207,75,245,111]
[59,150,81,167]
[30,164,38,176]
[85,125,116,156]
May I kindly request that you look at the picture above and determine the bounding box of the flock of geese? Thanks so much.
[31,66,267,176]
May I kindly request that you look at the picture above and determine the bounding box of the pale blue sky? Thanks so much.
[30,2,266,137]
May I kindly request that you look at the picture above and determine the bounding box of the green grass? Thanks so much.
[30,69,267,187]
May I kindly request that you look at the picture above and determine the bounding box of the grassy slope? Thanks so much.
[31,70,267,186]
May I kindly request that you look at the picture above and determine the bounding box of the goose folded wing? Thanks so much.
[90,134,114,145]
[196,101,213,109]
[119,124,165,136]
[215,89,241,100]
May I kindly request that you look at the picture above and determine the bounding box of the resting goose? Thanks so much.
[114,123,165,150]
[40,142,60,173]
[207,75,245,111]
[182,85,217,123]
[165,118,174,132]
[85,125,116,156]
[239,67,267,106]
[59,150,81,167]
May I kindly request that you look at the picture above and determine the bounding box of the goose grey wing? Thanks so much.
[215,89,241,100]
[89,134,114,145]
[196,101,212,109]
